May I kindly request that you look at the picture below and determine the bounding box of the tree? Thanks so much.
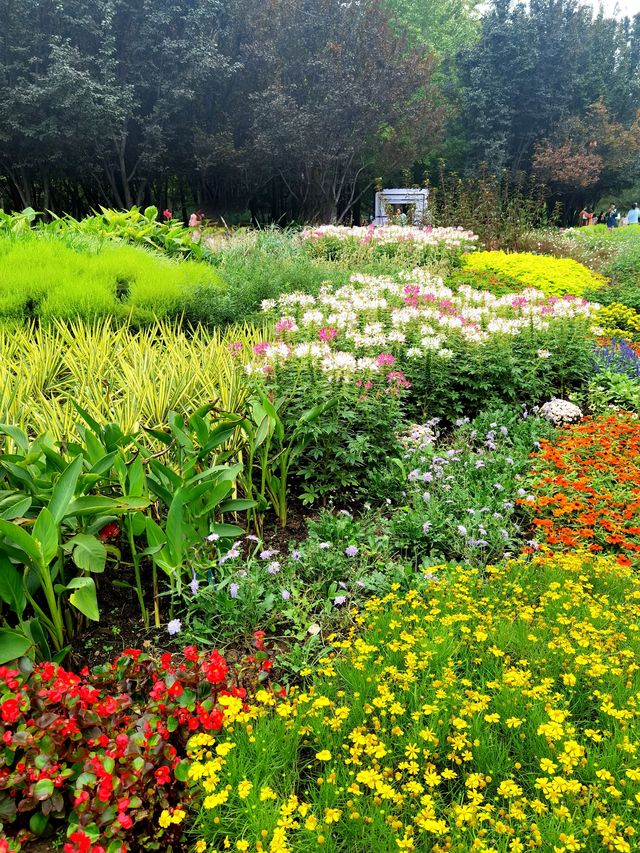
[195,0,442,223]
[457,0,640,177]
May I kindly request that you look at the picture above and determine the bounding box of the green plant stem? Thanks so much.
[128,523,149,628]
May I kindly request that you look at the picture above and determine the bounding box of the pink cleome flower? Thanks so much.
[318,327,338,342]
[376,352,396,367]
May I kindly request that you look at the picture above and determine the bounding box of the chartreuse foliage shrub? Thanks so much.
[188,551,640,853]
[465,250,607,296]
[0,233,224,325]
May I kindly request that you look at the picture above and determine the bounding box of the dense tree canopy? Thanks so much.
[0,0,639,220]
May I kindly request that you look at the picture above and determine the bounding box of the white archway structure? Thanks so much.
[374,188,429,225]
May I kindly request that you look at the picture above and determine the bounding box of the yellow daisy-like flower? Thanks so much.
[238,779,253,799]
[315,750,332,761]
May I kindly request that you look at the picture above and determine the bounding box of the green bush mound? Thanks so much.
[0,233,225,324]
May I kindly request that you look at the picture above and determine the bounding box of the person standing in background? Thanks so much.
[606,204,619,229]
[627,204,640,225]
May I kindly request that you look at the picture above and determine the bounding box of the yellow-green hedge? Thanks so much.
[465,251,607,297]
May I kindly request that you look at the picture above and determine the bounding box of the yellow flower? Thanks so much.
[315,750,332,761]
[159,810,172,829]
[505,717,523,728]
[260,786,278,801]
[324,808,342,824]
[236,842,249,852]
[195,842,207,853]
[237,779,253,799]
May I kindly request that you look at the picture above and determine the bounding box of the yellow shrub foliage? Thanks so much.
[465,251,607,296]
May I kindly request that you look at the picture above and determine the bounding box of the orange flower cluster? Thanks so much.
[522,413,640,566]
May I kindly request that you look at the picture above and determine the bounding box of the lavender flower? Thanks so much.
[190,573,199,596]
[291,549,301,561]
[345,545,359,557]
[230,582,239,599]
[260,549,273,560]
[281,589,291,600]
[167,618,181,636]
[319,542,332,550]
[334,595,347,606]
[206,532,220,542]
[457,525,467,536]
[267,561,281,574]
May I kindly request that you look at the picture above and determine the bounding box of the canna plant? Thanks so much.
[238,392,338,528]
[135,408,256,623]
[0,424,149,662]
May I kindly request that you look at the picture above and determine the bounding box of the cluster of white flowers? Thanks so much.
[249,270,599,379]
[398,423,437,450]
[301,224,478,250]
[538,399,583,425]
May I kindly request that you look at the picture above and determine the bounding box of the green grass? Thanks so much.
[0,232,225,324]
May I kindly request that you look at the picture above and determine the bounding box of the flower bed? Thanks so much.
[522,413,640,564]
[251,271,599,420]
[0,646,271,852]
[189,552,640,852]
[465,251,607,296]
[253,271,598,375]
[301,224,478,251]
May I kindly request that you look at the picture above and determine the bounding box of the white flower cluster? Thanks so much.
[538,399,583,425]
[398,423,437,451]
[248,270,599,379]
[301,224,478,250]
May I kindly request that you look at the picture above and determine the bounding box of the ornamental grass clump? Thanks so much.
[189,551,640,852]
[464,251,607,297]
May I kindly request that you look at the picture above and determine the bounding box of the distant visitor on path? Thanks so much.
[627,204,640,225]
[606,204,619,229]
[579,207,595,226]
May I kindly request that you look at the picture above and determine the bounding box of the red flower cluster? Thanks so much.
[0,643,274,852]
[521,413,640,564]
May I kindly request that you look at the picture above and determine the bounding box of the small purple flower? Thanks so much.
[260,549,273,560]
[500,426,509,436]
[345,545,359,557]
[291,549,301,561]
[422,492,430,503]
[246,534,260,542]
[319,542,332,550]
[457,525,467,536]
[167,618,181,636]
[190,573,199,596]
[267,561,281,574]
[333,595,347,606]
[475,460,485,469]
[230,582,239,599]
[281,589,291,600]
[422,521,432,534]
[206,532,220,542]
[422,472,433,482]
